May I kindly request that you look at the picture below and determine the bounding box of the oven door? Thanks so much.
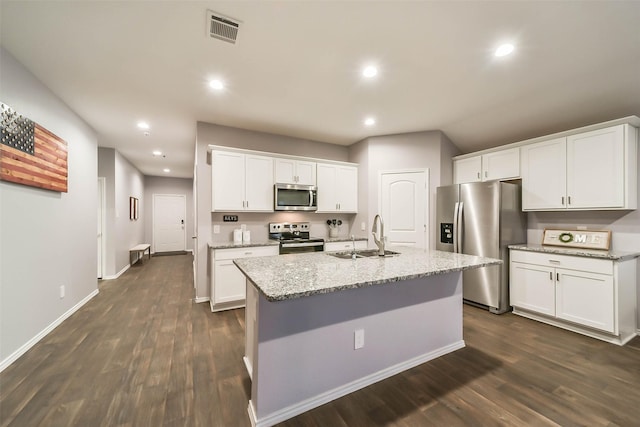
[280,240,324,254]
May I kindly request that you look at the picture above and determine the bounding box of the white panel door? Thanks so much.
[510,262,556,316]
[336,165,358,212]
[454,156,481,184]
[212,151,245,211]
[380,170,428,248]
[153,194,186,253]
[295,160,316,185]
[316,163,337,212]
[97,177,105,279]
[245,154,274,211]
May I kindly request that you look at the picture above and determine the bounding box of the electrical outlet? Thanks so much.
[59,285,65,299]
[354,329,365,349]
[360,222,366,231]
[213,225,220,234]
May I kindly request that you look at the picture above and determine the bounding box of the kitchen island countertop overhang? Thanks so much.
[234,246,502,302]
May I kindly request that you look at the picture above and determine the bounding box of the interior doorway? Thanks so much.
[153,194,186,253]
[97,177,106,278]
[379,169,429,249]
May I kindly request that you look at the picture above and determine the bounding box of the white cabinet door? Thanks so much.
[521,137,567,210]
[336,165,358,212]
[274,158,297,184]
[212,151,245,211]
[295,160,316,185]
[274,158,316,185]
[316,163,338,212]
[555,269,615,333]
[213,259,247,304]
[566,125,625,209]
[510,262,556,316]
[482,147,520,181]
[454,156,482,184]
[245,154,274,211]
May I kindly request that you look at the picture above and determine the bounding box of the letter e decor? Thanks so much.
[0,102,68,192]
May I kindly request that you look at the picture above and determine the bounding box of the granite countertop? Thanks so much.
[508,244,640,261]
[208,240,280,250]
[234,246,501,302]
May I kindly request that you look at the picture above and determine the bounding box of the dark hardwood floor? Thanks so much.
[1,253,639,426]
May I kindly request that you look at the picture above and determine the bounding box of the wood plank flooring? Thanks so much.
[1,253,639,426]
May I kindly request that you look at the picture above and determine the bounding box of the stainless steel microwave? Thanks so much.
[274,183,318,211]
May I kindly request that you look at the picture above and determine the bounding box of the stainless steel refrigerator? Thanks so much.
[436,181,527,314]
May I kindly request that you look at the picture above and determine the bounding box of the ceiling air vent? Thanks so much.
[207,11,241,44]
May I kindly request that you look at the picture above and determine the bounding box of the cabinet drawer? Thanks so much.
[214,245,279,261]
[324,240,367,252]
[510,250,612,275]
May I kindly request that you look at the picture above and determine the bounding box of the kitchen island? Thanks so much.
[234,247,501,427]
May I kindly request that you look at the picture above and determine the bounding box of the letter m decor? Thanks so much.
[0,102,68,192]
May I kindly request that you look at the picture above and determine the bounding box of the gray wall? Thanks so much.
[0,48,98,367]
[348,131,460,249]
[97,148,145,277]
[144,176,195,252]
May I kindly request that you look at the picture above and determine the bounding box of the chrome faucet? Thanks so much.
[372,214,385,256]
[351,235,357,259]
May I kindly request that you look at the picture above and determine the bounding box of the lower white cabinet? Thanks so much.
[509,249,637,345]
[324,240,367,252]
[211,245,279,312]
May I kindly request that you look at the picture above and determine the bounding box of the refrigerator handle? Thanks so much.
[456,202,464,253]
[453,202,460,253]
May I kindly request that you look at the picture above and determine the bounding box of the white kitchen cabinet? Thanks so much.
[316,163,358,213]
[324,240,367,252]
[274,158,316,185]
[211,245,279,312]
[521,124,637,211]
[509,249,637,345]
[453,148,520,184]
[211,151,274,212]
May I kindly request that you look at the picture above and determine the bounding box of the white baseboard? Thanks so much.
[102,263,130,280]
[194,296,210,304]
[0,289,100,373]
[248,340,465,427]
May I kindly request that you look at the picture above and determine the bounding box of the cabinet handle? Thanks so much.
[568,196,571,205]
[549,260,560,264]
[556,273,560,281]
[484,171,488,178]
[244,252,252,255]
[549,271,553,280]
[477,172,480,179]
[561,196,565,205]
[246,201,249,208]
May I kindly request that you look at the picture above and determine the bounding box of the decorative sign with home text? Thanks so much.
[542,229,611,250]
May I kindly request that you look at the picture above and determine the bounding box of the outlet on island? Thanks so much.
[354,329,365,350]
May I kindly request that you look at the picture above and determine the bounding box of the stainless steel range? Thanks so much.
[269,222,324,254]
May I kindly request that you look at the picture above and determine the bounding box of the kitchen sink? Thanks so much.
[327,249,400,259]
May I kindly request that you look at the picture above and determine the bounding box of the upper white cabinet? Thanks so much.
[316,163,358,213]
[211,151,274,212]
[274,158,316,185]
[522,124,637,211]
[454,147,520,184]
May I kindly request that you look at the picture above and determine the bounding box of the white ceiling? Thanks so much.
[2,1,639,178]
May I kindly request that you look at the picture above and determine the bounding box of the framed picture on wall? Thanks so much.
[134,198,139,220]
[130,197,135,220]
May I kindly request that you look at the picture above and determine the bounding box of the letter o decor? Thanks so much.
[558,232,573,243]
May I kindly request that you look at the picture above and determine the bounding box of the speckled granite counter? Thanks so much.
[508,244,640,261]
[234,246,501,302]
[208,240,279,250]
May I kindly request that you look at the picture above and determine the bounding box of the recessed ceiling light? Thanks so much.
[362,66,378,78]
[494,43,515,57]
[137,121,150,130]
[364,117,376,126]
[163,168,171,173]
[152,150,163,156]
[209,79,224,90]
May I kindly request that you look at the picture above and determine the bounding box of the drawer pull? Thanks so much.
[244,252,252,255]
[549,260,561,264]
[556,273,560,281]
[549,271,553,280]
